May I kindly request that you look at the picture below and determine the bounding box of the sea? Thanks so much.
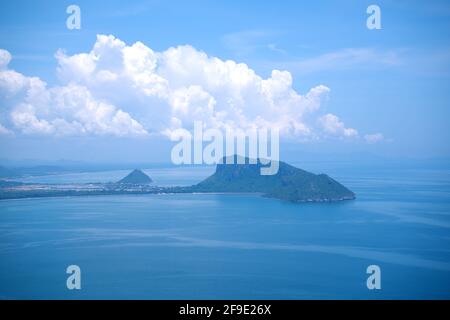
[1,162,449,299]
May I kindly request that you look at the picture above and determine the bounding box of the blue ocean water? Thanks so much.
[1,164,450,299]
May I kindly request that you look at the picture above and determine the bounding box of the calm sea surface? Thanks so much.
[1,164,450,299]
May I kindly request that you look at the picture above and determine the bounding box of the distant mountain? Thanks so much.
[190,156,355,202]
[0,159,354,203]
[117,169,153,184]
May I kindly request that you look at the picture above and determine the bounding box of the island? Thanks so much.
[188,156,355,202]
[0,156,355,203]
[117,169,153,184]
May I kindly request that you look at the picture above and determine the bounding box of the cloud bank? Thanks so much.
[0,34,368,141]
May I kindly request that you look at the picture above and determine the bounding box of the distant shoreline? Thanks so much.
[0,187,355,203]
[0,158,356,203]
[0,191,264,202]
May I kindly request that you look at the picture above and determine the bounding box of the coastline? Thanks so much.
[0,187,355,203]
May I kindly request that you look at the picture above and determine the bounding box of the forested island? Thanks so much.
[0,156,355,203]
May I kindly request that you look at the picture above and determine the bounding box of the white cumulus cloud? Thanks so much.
[318,113,358,138]
[364,133,384,143]
[0,35,372,141]
[0,49,12,70]
[0,45,147,137]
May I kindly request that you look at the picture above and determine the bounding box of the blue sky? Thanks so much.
[0,0,449,163]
